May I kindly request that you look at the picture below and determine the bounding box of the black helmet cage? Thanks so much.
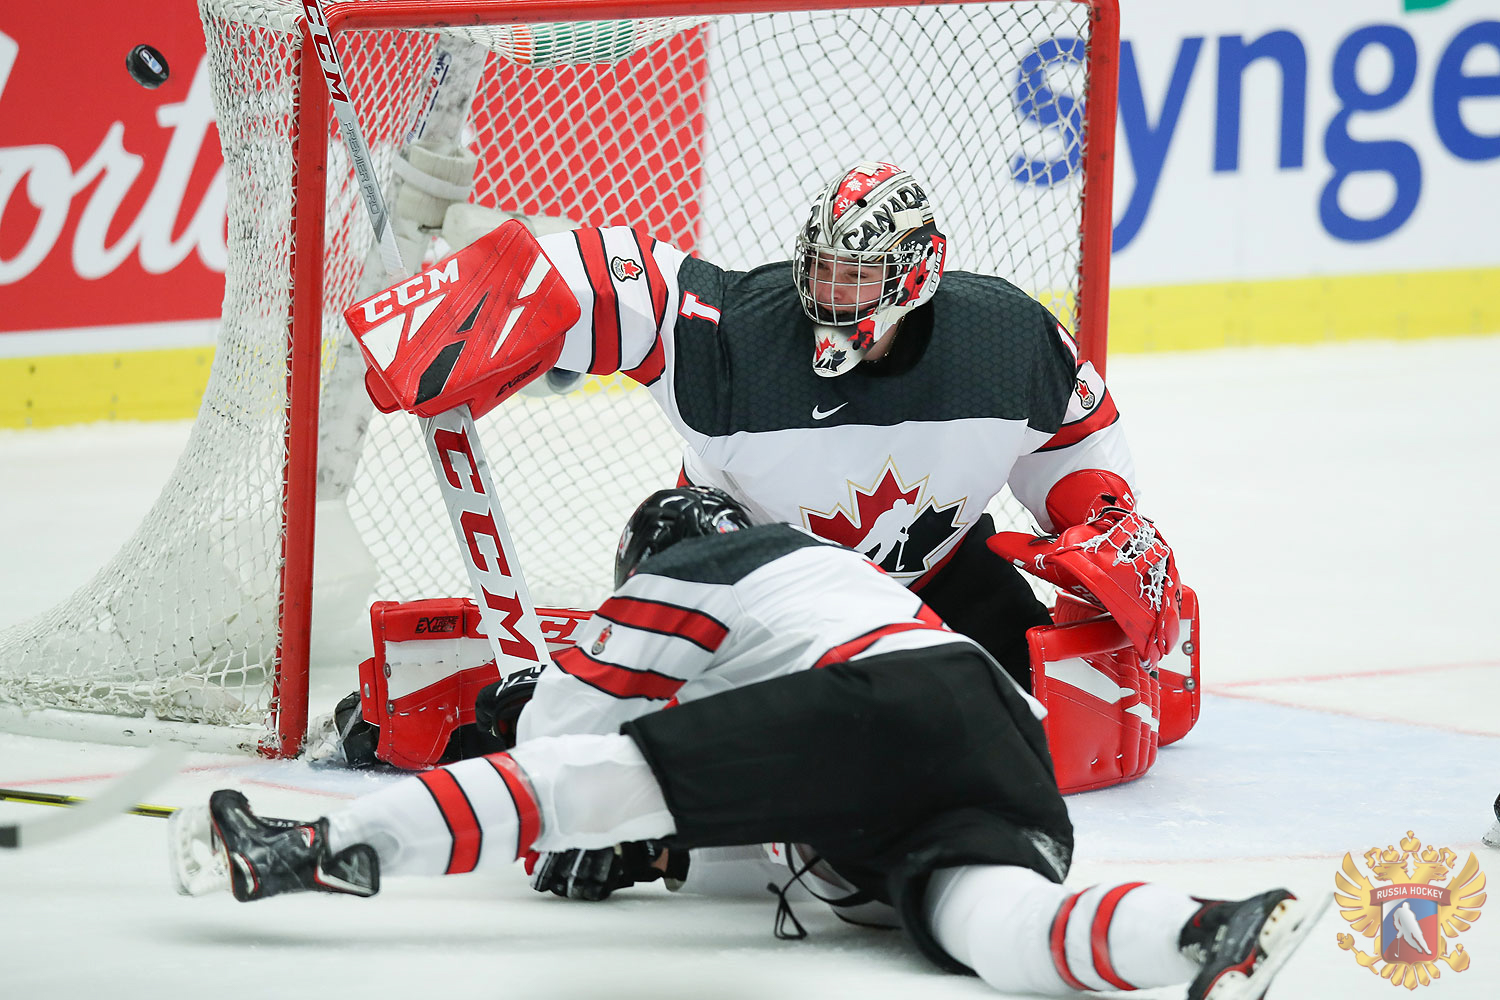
[793,229,933,327]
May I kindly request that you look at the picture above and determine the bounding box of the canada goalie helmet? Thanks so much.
[794,160,947,377]
[615,486,751,587]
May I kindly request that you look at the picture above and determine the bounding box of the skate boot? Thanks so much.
[1179,889,1330,1000]
[202,789,378,902]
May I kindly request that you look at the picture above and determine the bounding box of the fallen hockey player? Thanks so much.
[170,487,1326,999]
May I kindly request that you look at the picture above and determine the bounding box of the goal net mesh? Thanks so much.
[0,0,1099,749]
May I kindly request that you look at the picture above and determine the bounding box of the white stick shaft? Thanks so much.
[0,747,185,849]
[320,36,489,499]
[422,408,548,670]
[300,2,547,671]
[302,0,408,281]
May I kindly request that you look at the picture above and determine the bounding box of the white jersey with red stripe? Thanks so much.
[533,227,1134,588]
[517,522,1039,742]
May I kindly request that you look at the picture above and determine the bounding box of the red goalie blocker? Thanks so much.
[343,221,582,420]
[358,598,592,769]
[1032,589,1201,794]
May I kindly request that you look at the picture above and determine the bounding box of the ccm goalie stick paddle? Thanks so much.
[301,1,548,674]
[0,746,185,848]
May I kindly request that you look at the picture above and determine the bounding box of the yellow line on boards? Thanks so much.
[0,347,215,428]
[1109,266,1500,354]
[3,266,1497,427]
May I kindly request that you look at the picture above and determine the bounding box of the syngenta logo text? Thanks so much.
[1109,18,1500,248]
[0,34,227,285]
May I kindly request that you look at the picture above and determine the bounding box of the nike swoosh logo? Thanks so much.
[811,402,848,420]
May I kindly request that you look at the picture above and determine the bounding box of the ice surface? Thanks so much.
[2,337,1497,998]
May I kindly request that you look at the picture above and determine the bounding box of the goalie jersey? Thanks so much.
[516,522,1041,743]
[536,227,1134,588]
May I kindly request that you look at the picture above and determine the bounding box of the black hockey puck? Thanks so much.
[126,44,170,89]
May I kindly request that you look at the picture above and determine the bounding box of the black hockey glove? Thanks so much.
[530,841,689,901]
[331,690,382,768]
[473,664,545,751]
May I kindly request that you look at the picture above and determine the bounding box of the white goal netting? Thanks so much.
[0,0,1106,754]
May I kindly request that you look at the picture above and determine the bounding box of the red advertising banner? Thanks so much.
[0,2,225,338]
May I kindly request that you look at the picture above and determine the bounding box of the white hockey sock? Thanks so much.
[927,865,1201,994]
[326,733,674,877]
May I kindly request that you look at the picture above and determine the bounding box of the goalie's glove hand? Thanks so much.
[1044,469,1137,531]
[473,664,545,751]
[530,841,689,901]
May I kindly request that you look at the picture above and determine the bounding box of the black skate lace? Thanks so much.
[765,846,876,941]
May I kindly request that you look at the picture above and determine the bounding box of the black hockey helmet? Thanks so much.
[615,486,751,587]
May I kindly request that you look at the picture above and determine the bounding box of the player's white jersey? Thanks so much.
[535,227,1134,589]
[517,523,1039,743]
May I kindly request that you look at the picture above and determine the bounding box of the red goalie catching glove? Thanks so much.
[990,494,1182,666]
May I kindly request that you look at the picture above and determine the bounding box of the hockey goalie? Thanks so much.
[331,160,1203,794]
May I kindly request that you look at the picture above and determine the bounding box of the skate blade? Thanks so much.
[1483,821,1500,849]
[167,804,229,896]
[1207,893,1334,1000]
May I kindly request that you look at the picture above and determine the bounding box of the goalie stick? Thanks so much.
[301,1,549,676]
[0,746,185,848]
[315,34,492,500]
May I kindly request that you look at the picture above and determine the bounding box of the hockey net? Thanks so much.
[0,0,1116,755]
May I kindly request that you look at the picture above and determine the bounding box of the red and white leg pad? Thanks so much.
[1029,587,1199,794]
[357,598,591,769]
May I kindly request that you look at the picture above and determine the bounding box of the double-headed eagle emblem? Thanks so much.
[1335,831,1485,989]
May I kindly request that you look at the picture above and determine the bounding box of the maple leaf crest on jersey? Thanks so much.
[803,461,967,580]
[591,624,612,655]
[610,256,643,281]
[813,338,848,373]
[1075,377,1096,410]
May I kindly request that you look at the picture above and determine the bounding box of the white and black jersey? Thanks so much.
[535,227,1133,589]
[517,522,1040,743]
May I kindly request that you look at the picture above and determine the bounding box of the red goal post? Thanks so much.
[0,0,1119,758]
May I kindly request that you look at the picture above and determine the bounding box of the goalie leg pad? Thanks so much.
[1027,602,1161,794]
[359,598,499,770]
[353,599,594,769]
[1156,585,1200,746]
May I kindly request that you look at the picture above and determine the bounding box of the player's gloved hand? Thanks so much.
[472,664,545,751]
[331,690,382,768]
[530,841,689,901]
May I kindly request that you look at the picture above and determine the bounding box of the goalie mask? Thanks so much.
[794,161,947,377]
[615,486,751,588]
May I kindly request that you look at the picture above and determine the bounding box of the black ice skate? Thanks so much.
[207,789,379,902]
[1179,889,1330,1000]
